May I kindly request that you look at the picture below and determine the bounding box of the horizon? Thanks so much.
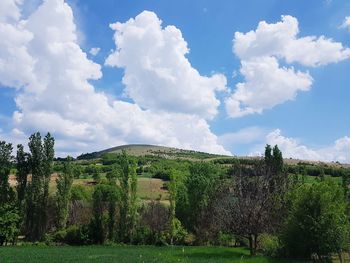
[1,0,350,162]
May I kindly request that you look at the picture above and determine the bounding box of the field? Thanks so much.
[0,246,309,263]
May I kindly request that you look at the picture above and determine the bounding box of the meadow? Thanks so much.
[0,246,310,263]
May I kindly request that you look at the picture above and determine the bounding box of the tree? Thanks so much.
[0,141,19,246]
[90,184,119,243]
[213,145,288,256]
[0,141,13,204]
[25,132,55,241]
[175,162,221,233]
[117,150,138,243]
[15,144,29,210]
[282,179,350,261]
[0,204,20,246]
[56,156,74,229]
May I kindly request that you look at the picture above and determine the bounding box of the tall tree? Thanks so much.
[0,141,13,204]
[25,132,55,241]
[117,150,138,243]
[56,156,74,229]
[16,144,29,210]
[42,133,55,232]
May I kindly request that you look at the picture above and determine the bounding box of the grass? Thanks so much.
[0,246,310,263]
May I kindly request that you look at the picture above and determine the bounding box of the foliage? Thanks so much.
[90,184,119,244]
[16,144,29,210]
[70,185,91,201]
[25,132,55,241]
[0,141,13,203]
[176,162,222,232]
[258,234,281,257]
[0,204,20,246]
[56,157,74,229]
[282,179,350,260]
[211,145,288,256]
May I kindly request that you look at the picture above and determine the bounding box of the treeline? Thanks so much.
[0,135,350,262]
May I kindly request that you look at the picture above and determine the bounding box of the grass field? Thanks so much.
[0,246,309,263]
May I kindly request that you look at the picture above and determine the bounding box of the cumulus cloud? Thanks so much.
[106,11,227,120]
[0,0,37,89]
[234,15,350,67]
[226,15,350,118]
[258,129,350,163]
[341,16,350,31]
[89,47,100,56]
[225,56,312,117]
[0,1,230,156]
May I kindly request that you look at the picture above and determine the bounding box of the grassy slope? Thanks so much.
[0,246,309,263]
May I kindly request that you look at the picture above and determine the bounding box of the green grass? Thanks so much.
[0,246,309,263]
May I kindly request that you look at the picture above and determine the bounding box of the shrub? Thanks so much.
[71,185,91,201]
[65,225,90,245]
[259,234,281,257]
[282,180,350,260]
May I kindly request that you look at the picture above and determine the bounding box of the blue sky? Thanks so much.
[1,0,350,161]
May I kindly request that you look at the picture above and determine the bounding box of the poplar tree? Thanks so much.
[0,141,13,203]
[26,132,54,241]
[56,157,74,229]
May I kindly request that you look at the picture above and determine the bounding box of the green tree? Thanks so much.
[0,204,20,246]
[0,141,13,204]
[25,132,55,241]
[56,156,74,229]
[117,150,138,242]
[282,179,350,260]
[15,144,29,211]
[176,162,221,232]
[90,184,119,243]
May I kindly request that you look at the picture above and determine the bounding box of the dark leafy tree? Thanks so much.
[0,141,13,204]
[90,184,119,243]
[213,146,288,256]
[56,156,74,229]
[0,204,20,246]
[15,144,29,210]
[26,132,54,241]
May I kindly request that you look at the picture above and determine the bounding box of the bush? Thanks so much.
[217,231,235,247]
[65,225,90,245]
[259,234,281,257]
[282,180,350,260]
[71,185,91,201]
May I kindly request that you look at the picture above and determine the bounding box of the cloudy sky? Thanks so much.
[1,0,350,162]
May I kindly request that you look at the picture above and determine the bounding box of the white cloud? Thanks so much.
[341,16,350,31]
[0,0,22,22]
[259,129,350,163]
[0,0,37,89]
[225,56,313,117]
[226,15,350,118]
[234,15,350,67]
[0,1,229,156]
[89,47,100,56]
[106,11,227,120]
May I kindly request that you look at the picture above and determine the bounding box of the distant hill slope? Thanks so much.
[77,144,230,160]
[76,144,350,168]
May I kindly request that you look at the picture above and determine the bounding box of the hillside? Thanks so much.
[77,144,230,160]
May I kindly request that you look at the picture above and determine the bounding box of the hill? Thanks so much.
[77,144,230,160]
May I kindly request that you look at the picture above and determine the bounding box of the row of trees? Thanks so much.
[0,133,55,244]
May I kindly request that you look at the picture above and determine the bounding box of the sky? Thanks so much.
[1,0,350,162]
